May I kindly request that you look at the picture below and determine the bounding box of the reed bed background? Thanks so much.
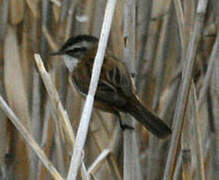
[0,0,218,179]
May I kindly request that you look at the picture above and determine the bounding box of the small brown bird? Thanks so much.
[50,35,171,138]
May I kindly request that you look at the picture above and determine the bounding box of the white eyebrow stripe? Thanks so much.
[65,41,91,51]
[65,45,85,51]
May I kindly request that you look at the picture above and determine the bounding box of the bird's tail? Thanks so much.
[128,98,171,138]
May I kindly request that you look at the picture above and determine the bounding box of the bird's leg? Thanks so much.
[116,112,134,131]
[131,72,137,78]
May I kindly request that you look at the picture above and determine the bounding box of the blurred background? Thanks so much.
[0,0,218,179]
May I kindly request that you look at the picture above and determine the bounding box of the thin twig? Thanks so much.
[147,4,173,180]
[173,0,186,59]
[35,54,91,180]
[173,151,182,180]
[191,83,205,180]
[136,0,152,89]
[36,99,51,179]
[34,54,89,179]
[123,1,142,180]
[181,149,192,180]
[198,32,218,108]
[42,26,58,51]
[88,149,111,175]
[31,66,42,179]
[152,6,171,110]
[66,0,117,179]
[34,54,75,146]
[90,124,122,179]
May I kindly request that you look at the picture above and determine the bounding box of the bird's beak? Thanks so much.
[49,51,63,56]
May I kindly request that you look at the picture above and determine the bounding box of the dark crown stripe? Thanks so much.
[61,35,98,51]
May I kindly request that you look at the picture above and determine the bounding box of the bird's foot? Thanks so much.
[120,124,134,131]
[116,112,134,131]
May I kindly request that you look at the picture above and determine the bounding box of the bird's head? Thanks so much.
[50,35,98,59]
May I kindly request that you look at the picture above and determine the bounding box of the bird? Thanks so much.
[50,35,171,138]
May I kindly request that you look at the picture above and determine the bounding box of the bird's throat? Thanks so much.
[63,55,79,72]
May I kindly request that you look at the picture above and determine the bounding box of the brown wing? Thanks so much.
[71,60,92,96]
[98,56,138,111]
[72,54,136,109]
[100,56,134,96]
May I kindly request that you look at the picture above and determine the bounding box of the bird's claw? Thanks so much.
[120,124,134,131]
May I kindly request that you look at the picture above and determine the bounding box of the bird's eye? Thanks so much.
[65,47,87,57]
[66,47,87,53]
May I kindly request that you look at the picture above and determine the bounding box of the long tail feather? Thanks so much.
[128,99,171,138]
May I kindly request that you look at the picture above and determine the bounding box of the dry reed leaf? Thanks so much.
[83,0,95,34]
[111,0,123,57]
[9,0,24,25]
[67,80,83,129]
[26,0,40,18]
[43,26,58,50]
[4,26,30,126]
[90,112,111,148]
[152,0,170,18]
[52,3,61,23]
[20,16,35,96]
[4,25,31,179]
[37,116,55,180]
